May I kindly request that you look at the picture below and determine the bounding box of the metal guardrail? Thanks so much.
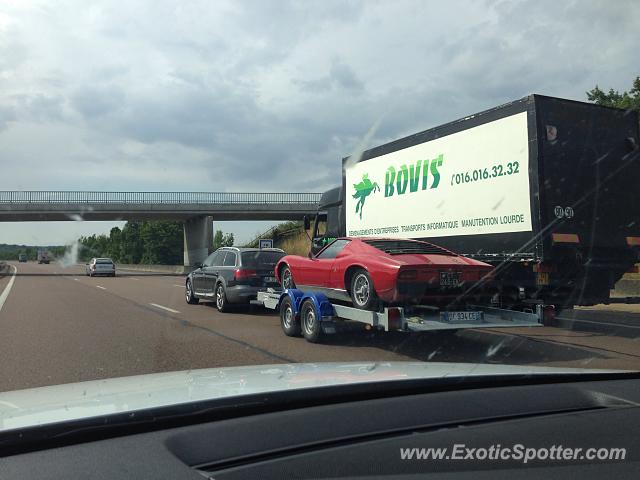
[0,191,322,205]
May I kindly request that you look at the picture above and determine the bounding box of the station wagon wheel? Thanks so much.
[280,266,296,289]
[350,269,377,310]
[301,299,323,343]
[215,283,228,313]
[185,280,199,305]
[280,296,301,337]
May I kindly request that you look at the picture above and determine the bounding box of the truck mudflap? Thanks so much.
[257,289,546,334]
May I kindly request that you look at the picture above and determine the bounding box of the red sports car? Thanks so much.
[275,237,493,310]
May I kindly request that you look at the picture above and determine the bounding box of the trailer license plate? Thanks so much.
[440,311,484,323]
[440,271,461,287]
[264,276,277,284]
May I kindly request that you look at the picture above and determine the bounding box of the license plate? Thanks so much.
[536,272,550,286]
[439,271,461,287]
[264,276,277,284]
[440,311,484,323]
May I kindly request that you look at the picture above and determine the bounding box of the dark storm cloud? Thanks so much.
[71,85,126,119]
[296,60,364,94]
[0,0,638,195]
[0,0,638,244]
[17,94,66,122]
[0,104,16,131]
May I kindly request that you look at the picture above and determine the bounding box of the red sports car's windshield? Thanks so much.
[362,239,455,256]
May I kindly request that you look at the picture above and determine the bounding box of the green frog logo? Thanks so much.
[352,173,380,219]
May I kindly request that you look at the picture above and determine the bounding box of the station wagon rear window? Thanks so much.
[241,251,285,268]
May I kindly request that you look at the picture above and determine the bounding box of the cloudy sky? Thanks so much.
[0,0,638,245]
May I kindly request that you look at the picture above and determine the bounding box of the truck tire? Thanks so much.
[301,299,323,343]
[280,296,301,337]
[349,269,378,310]
[185,280,199,305]
[280,266,296,290]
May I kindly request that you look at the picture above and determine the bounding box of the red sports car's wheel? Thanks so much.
[280,265,296,289]
[350,269,378,310]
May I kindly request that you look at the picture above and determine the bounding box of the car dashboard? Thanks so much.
[0,374,638,479]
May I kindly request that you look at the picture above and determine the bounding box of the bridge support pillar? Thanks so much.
[183,216,213,267]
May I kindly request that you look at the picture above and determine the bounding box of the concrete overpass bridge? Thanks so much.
[0,191,322,265]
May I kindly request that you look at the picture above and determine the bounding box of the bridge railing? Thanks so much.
[0,191,322,205]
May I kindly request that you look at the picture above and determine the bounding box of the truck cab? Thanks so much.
[309,186,344,256]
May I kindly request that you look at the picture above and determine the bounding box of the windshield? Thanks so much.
[0,0,638,439]
[363,239,454,256]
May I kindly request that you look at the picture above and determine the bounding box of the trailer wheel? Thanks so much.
[350,269,378,310]
[301,299,323,343]
[280,296,301,337]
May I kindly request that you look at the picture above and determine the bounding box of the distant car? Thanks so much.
[185,247,286,312]
[275,238,494,310]
[18,254,27,263]
[86,258,116,277]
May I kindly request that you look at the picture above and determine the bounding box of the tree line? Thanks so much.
[586,76,640,113]
[0,244,66,261]
[78,221,234,265]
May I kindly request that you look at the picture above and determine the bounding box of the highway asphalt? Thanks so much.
[0,261,639,391]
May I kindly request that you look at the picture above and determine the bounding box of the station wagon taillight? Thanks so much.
[234,269,257,280]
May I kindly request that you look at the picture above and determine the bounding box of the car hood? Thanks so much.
[0,362,622,432]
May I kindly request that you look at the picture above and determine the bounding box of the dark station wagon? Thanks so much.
[185,247,286,312]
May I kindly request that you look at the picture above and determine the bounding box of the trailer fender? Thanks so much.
[300,292,335,320]
[279,288,305,316]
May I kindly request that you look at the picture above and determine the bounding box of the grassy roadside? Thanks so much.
[244,221,311,256]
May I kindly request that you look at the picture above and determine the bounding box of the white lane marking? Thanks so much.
[96,285,107,290]
[174,284,184,288]
[0,265,17,314]
[129,278,139,281]
[74,278,79,281]
[150,303,180,314]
